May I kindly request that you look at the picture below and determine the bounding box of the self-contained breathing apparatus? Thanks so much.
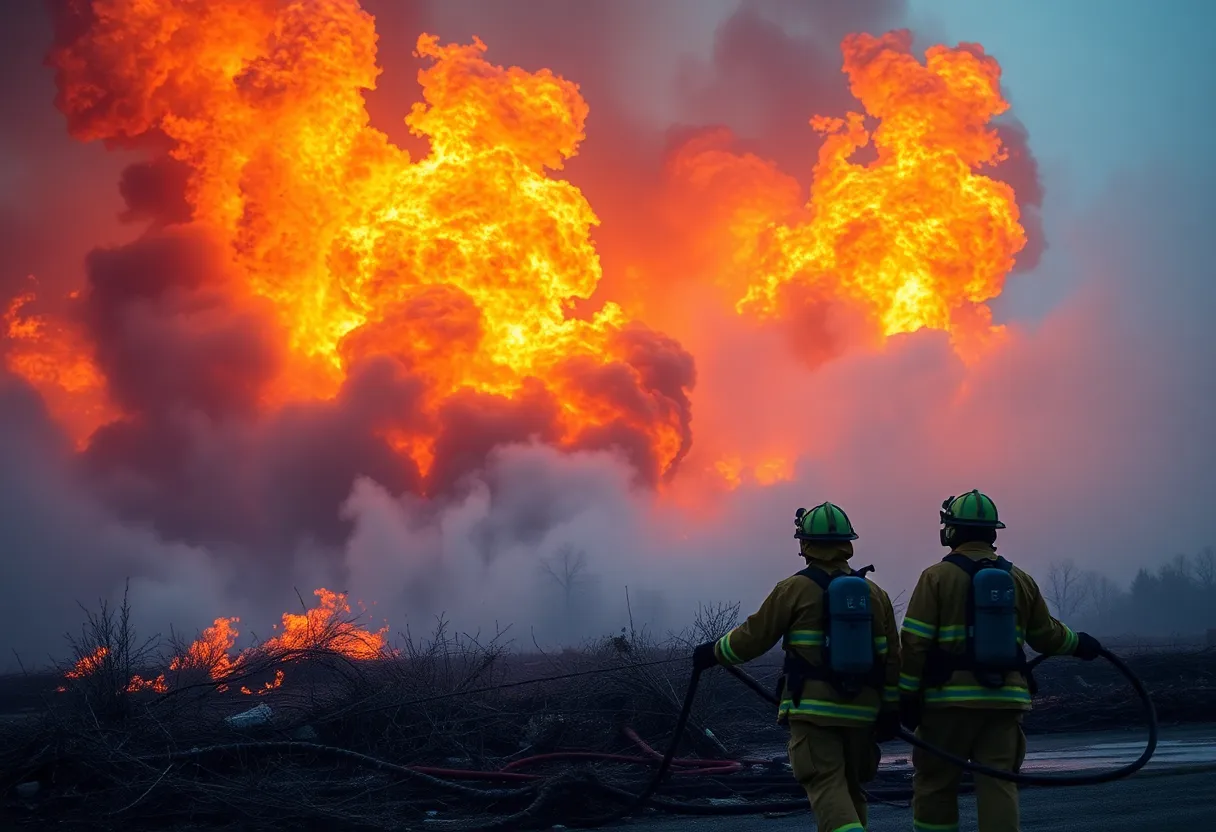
[779,564,886,703]
[923,554,1037,692]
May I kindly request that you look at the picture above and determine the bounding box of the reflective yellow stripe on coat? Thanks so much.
[779,698,879,722]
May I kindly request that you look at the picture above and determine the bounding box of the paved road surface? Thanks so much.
[635,728,1216,831]
[632,768,1216,827]
[634,768,1216,830]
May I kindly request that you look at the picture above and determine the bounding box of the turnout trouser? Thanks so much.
[788,720,879,832]
[912,709,1028,832]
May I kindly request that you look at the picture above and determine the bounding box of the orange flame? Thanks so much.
[241,668,285,696]
[169,616,240,679]
[18,2,690,476]
[261,589,388,660]
[64,646,109,679]
[59,589,385,695]
[676,32,1024,361]
[127,674,168,693]
[4,290,116,446]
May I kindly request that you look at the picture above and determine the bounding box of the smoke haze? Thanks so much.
[2,0,1214,670]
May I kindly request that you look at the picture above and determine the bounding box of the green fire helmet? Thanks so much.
[794,501,859,541]
[940,489,1006,528]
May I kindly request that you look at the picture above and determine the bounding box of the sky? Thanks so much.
[1,0,1214,667]
[908,0,1216,321]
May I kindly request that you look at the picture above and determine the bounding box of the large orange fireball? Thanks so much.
[672,31,1026,361]
[10,0,692,481]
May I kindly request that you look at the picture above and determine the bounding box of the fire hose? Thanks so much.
[569,646,1159,827]
[725,647,1159,786]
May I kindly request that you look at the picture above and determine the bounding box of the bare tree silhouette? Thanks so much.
[539,545,590,622]
[1194,547,1216,590]
[1046,560,1088,618]
[1082,571,1122,620]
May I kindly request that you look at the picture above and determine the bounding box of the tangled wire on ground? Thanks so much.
[2,595,1214,830]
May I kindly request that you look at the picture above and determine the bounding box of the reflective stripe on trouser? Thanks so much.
[912,709,1026,832]
[788,721,878,832]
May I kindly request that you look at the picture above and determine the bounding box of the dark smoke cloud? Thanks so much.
[0,372,231,666]
[116,156,193,226]
[677,0,907,176]
[81,228,281,419]
[991,118,1046,273]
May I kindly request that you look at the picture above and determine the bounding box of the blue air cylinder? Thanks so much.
[827,576,874,674]
[973,567,1018,665]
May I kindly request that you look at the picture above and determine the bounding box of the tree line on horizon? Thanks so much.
[1045,546,1216,640]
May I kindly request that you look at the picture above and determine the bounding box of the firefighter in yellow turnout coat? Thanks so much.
[694,502,902,832]
[899,491,1104,832]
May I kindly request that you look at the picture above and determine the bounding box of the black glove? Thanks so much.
[1074,632,1103,662]
[875,710,901,743]
[692,641,719,672]
[899,695,922,732]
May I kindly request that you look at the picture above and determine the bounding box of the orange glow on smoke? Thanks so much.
[4,290,116,447]
[714,455,796,490]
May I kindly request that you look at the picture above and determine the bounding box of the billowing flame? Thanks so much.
[11,1,691,477]
[676,31,1026,360]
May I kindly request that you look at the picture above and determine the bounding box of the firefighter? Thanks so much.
[693,502,901,832]
[899,490,1104,832]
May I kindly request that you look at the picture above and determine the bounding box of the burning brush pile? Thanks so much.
[0,596,788,830]
[4,586,1216,830]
